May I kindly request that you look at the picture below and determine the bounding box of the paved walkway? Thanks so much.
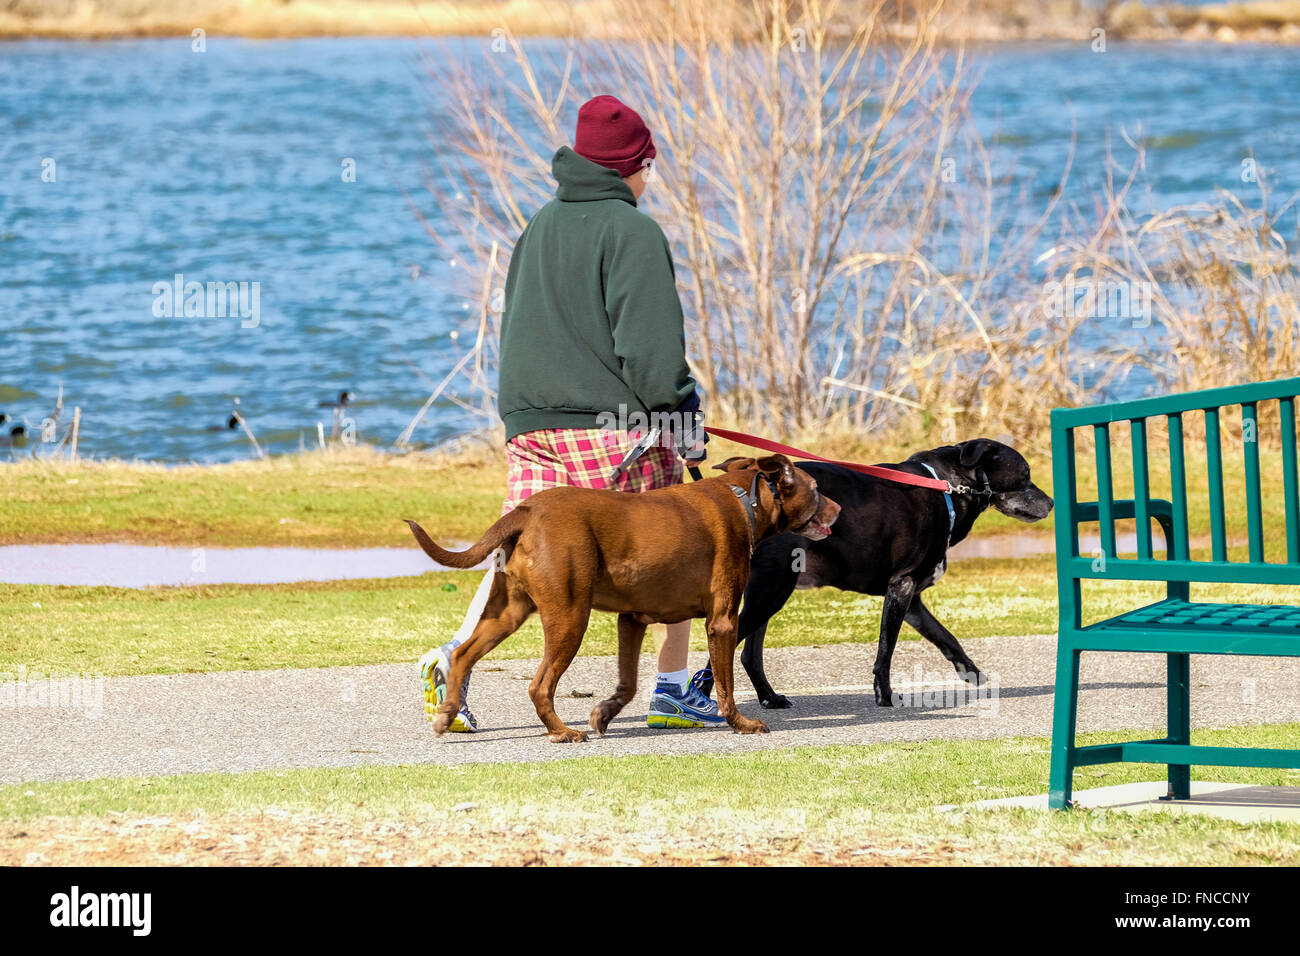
[5,635,1300,784]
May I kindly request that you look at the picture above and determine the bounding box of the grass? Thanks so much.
[0,446,507,548]
[5,438,1297,559]
[7,555,1299,677]
[4,427,1296,677]
[4,726,1299,865]
[0,0,623,40]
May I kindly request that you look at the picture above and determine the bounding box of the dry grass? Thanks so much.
[0,0,617,40]
[6,0,1300,41]
[0,811,982,866]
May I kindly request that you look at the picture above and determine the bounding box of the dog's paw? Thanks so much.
[548,728,589,744]
[730,717,770,735]
[432,712,452,735]
[759,694,792,709]
[957,665,986,687]
[873,674,897,707]
[589,701,621,735]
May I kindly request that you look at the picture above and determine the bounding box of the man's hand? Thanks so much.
[676,405,708,464]
[679,438,707,464]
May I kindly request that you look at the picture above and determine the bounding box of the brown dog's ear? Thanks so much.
[712,456,754,472]
[755,454,796,488]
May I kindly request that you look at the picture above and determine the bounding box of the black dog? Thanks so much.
[697,438,1052,708]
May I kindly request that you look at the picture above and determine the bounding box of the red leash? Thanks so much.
[704,425,951,492]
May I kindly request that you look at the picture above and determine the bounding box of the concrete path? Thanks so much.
[5,635,1300,784]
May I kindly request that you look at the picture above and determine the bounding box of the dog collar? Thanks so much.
[729,474,761,550]
[729,472,780,551]
[920,462,956,542]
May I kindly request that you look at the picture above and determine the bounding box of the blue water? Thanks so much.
[2,37,1298,462]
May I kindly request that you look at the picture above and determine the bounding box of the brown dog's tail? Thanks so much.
[403,508,529,569]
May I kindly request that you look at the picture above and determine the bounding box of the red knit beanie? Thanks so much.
[574,95,657,178]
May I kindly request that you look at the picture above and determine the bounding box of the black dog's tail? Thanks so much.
[403,508,529,569]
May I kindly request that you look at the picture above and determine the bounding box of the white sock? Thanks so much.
[445,559,500,651]
[658,667,690,693]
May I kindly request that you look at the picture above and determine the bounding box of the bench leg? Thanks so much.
[1048,644,1081,810]
[1164,651,1191,801]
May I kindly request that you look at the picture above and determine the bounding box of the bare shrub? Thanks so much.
[415,0,1300,456]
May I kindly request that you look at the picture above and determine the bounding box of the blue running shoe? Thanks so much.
[647,677,725,728]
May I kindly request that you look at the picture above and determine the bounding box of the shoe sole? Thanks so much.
[646,714,705,729]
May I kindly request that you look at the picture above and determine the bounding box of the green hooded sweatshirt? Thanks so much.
[497,146,697,440]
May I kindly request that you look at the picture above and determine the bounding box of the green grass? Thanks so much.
[0,557,1054,677]
[0,447,507,547]
[8,555,1298,677]
[4,437,1297,560]
[4,726,1298,864]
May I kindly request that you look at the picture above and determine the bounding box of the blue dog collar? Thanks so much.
[920,462,955,541]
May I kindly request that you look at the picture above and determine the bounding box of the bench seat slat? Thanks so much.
[1068,598,1300,654]
[1100,598,1300,630]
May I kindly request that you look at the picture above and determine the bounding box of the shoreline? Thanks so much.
[4,2,1300,45]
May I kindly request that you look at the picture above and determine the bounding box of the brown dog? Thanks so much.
[405,454,840,742]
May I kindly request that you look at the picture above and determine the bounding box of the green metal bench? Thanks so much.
[1048,377,1300,810]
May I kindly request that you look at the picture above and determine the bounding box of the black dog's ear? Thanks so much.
[756,454,796,487]
[712,456,754,472]
[958,439,998,468]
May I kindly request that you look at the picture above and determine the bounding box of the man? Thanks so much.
[423,94,720,732]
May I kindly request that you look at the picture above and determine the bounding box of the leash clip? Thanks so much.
[949,469,994,498]
[607,426,662,482]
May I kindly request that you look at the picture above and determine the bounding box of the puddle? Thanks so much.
[947,531,1158,560]
[0,544,486,588]
[949,533,1054,560]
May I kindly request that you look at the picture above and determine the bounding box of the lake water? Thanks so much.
[3,37,1298,463]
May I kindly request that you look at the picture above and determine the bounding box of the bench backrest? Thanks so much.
[1051,378,1300,627]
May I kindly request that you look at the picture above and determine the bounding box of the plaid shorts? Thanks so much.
[503,427,683,514]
